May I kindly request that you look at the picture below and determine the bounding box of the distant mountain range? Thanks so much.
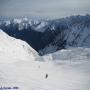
[0,15,90,55]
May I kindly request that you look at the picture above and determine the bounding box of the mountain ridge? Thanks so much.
[0,29,38,63]
[0,15,90,55]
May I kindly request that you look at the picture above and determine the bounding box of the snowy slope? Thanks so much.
[0,29,38,63]
[0,47,90,90]
[42,47,90,62]
[0,29,90,90]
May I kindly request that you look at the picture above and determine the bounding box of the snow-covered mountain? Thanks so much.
[0,31,90,90]
[0,18,48,51]
[0,28,90,90]
[0,15,90,55]
[0,17,48,32]
[0,29,38,63]
[39,15,90,55]
[39,24,90,55]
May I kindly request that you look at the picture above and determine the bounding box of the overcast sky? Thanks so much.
[0,0,90,18]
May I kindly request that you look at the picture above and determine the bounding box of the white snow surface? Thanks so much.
[0,29,38,63]
[0,30,90,90]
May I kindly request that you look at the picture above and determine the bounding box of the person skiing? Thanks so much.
[45,73,48,79]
